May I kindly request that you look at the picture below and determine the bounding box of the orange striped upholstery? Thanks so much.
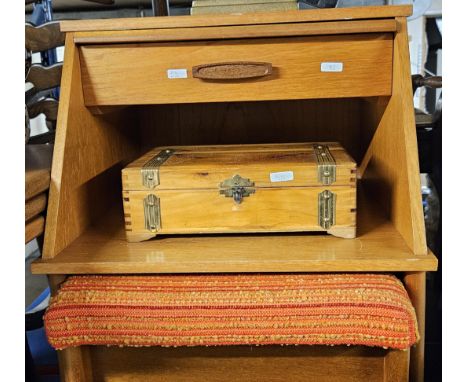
[45,274,418,350]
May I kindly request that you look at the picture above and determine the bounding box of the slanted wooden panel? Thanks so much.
[359,17,426,256]
[357,17,428,381]
[42,33,139,259]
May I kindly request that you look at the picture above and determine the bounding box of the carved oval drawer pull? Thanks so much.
[192,61,273,80]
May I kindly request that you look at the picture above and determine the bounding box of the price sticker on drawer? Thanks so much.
[167,69,188,79]
[270,171,294,183]
[320,62,344,72]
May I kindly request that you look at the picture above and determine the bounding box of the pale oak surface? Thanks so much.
[42,34,139,260]
[60,5,412,32]
[359,18,426,256]
[32,200,437,274]
[123,187,356,242]
[80,33,393,106]
[73,19,397,44]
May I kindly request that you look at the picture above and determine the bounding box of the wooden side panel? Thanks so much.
[359,18,426,255]
[42,34,139,259]
[90,345,387,382]
[124,186,356,242]
[80,34,393,106]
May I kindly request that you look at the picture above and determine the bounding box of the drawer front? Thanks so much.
[80,33,393,106]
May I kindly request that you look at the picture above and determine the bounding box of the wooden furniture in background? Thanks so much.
[32,5,437,381]
[26,63,63,94]
[26,21,65,53]
[26,20,65,145]
[25,16,58,259]
[26,144,53,243]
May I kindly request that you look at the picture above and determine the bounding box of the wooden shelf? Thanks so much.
[32,202,437,274]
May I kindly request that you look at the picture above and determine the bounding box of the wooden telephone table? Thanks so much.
[32,5,438,381]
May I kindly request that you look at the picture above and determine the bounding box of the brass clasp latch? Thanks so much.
[219,175,255,204]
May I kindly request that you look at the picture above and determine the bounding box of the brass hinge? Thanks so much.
[313,144,336,185]
[141,149,175,189]
[143,194,161,233]
[219,174,256,204]
[318,190,336,229]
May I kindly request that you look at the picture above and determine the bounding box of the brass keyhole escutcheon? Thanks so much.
[219,175,255,204]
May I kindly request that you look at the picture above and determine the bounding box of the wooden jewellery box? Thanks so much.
[122,142,356,242]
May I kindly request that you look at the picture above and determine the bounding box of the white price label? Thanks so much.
[320,62,344,72]
[270,171,294,183]
[167,69,188,79]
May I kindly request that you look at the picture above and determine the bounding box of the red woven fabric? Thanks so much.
[45,274,419,350]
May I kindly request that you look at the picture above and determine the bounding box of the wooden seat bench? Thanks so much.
[45,273,417,381]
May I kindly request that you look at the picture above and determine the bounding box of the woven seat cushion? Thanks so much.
[45,274,419,350]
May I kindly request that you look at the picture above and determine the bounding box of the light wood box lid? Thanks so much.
[122,142,356,191]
